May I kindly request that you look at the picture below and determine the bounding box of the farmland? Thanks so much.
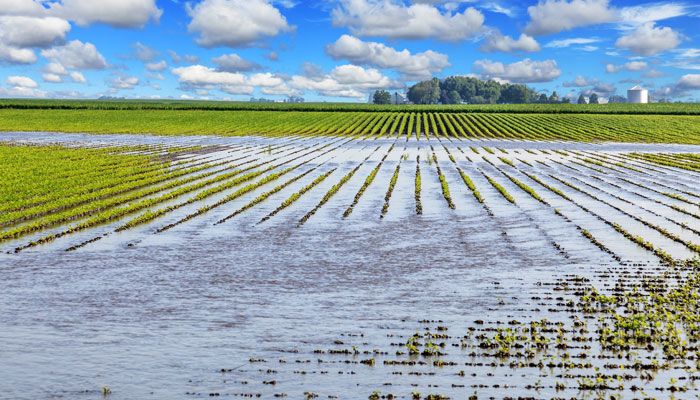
[0,101,700,144]
[2,120,700,398]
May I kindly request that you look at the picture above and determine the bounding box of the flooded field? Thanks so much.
[2,132,700,399]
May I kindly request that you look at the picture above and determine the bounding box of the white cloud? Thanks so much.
[108,75,139,90]
[0,85,47,97]
[473,58,561,83]
[41,40,107,70]
[525,0,616,35]
[212,53,261,72]
[171,64,296,96]
[332,0,485,41]
[0,43,37,63]
[50,0,162,28]
[615,22,681,56]
[42,73,62,82]
[6,75,37,88]
[657,74,700,98]
[0,16,70,48]
[480,31,540,53]
[605,61,647,73]
[563,75,594,87]
[69,71,85,83]
[677,74,700,90]
[145,60,167,72]
[544,37,601,48]
[325,34,450,79]
[168,50,199,65]
[186,0,293,47]
[618,3,690,27]
[133,42,158,62]
[291,65,402,99]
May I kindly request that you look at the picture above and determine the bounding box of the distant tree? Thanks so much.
[373,90,391,105]
[446,90,462,104]
[561,97,571,104]
[538,93,549,103]
[407,78,441,104]
[577,94,587,104]
[589,93,599,104]
[549,91,559,103]
[499,84,531,104]
[608,95,627,103]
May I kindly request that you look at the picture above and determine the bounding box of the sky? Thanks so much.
[0,0,699,102]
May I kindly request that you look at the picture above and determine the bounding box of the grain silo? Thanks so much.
[627,85,648,104]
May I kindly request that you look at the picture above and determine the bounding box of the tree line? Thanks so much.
[373,76,577,105]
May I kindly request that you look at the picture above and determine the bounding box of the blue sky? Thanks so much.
[0,0,699,102]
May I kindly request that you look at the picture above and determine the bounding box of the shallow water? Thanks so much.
[1,132,700,399]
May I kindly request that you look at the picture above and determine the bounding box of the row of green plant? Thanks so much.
[2,108,700,144]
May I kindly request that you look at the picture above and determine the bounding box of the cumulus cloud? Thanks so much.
[171,64,296,96]
[133,42,158,62]
[291,65,402,99]
[1,74,46,97]
[677,74,700,90]
[563,75,594,87]
[0,43,37,64]
[145,60,167,72]
[212,53,262,72]
[50,0,162,28]
[7,75,38,88]
[0,16,70,48]
[325,34,450,79]
[525,0,616,36]
[108,75,139,90]
[41,40,107,70]
[331,0,485,41]
[186,0,293,47]
[41,61,87,83]
[605,61,647,73]
[172,63,400,100]
[656,74,700,98]
[473,58,561,83]
[0,14,70,63]
[168,50,199,65]
[480,31,540,53]
[615,22,681,56]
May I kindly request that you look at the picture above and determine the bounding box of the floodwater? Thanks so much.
[1,132,700,399]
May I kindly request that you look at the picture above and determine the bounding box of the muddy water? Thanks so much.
[1,132,700,399]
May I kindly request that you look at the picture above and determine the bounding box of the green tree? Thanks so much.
[407,78,441,104]
[538,93,549,103]
[549,91,559,103]
[577,94,587,104]
[499,84,531,104]
[589,93,599,104]
[373,90,391,105]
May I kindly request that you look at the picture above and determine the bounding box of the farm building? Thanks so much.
[627,86,649,104]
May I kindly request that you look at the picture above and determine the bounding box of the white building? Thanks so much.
[627,85,648,104]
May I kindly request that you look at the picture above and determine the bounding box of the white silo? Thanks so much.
[627,85,648,104]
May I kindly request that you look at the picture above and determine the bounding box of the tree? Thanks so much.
[561,97,571,104]
[407,78,440,104]
[538,93,549,103]
[499,84,531,104]
[577,94,587,104]
[589,93,599,104]
[549,91,559,103]
[373,90,391,105]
